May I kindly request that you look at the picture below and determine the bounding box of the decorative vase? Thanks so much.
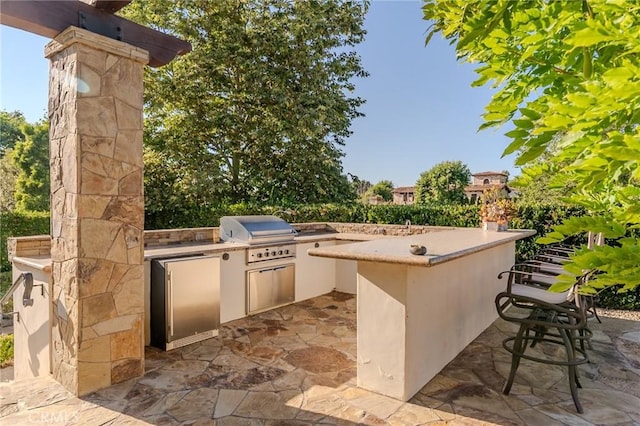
[482,221,508,232]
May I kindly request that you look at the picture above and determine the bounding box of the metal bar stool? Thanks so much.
[533,247,603,325]
[495,269,591,413]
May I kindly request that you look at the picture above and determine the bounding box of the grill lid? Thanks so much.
[219,215,297,244]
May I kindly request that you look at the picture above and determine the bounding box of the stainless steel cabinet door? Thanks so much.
[165,256,220,342]
[247,264,294,314]
[247,267,272,314]
[272,264,295,307]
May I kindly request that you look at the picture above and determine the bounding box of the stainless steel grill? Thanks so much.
[219,215,298,263]
[220,215,298,314]
[219,215,297,245]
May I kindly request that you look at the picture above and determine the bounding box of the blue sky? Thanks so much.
[0,1,518,187]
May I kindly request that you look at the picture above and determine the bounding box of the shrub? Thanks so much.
[0,334,13,368]
[0,271,12,313]
[510,203,587,262]
[596,285,640,311]
[286,203,367,223]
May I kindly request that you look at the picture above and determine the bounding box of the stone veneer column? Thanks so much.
[45,27,149,396]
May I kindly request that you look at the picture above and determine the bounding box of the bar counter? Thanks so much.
[309,227,535,401]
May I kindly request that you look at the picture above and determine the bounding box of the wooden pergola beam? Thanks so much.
[0,0,190,67]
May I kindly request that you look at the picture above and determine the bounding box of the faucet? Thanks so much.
[405,220,411,234]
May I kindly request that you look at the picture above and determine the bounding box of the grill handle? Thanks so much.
[258,266,289,273]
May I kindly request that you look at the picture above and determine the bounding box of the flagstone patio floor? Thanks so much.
[1,291,639,425]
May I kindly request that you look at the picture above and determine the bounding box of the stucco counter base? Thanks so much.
[308,227,535,401]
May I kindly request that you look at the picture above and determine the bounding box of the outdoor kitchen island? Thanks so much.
[307,227,535,401]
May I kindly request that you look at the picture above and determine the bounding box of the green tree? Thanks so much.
[414,161,471,205]
[0,110,26,157]
[510,163,575,205]
[122,0,367,209]
[348,174,372,198]
[0,150,19,212]
[364,180,394,202]
[12,119,50,211]
[510,138,575,204]
[423,0,640,292]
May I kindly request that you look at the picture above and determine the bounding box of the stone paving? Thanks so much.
[1,291,639,425]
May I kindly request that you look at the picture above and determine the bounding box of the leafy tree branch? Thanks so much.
[424,0,640,292]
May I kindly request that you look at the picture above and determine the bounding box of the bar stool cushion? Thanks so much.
[510,283,572,304]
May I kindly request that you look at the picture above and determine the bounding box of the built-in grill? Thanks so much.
[220,215,298,315]
[219,215,297,264]
[219,215,297,245]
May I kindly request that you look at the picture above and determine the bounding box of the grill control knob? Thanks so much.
[264,252,269,257]
[271,251,277,256]
[284,249,289,254]
[257,252,262,258]
[278,250,283,255]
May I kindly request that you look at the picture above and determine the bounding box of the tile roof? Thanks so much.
[471,171,508,177]
[392,186,415,193]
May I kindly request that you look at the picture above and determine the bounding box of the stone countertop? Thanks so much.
[143,232,385,259]
[11,256,52,273]
[10,228,513,269]
[11,232,381,269]
[143,241,249,260]
[307,227,536,267]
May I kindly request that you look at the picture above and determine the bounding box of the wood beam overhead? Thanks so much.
[0,0,190,67]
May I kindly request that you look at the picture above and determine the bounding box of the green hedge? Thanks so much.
[509,203,587,262]
[0,210,49,305]
[597,285,640,310]
[0,211,50,273]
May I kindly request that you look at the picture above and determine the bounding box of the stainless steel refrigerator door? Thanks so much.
[247,264,294,314]
[165,256,220,343]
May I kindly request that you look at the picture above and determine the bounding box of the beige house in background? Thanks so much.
[392,186,415,205]
[464,171,511,204]
[390,171,511,205]
[368,194,385,205]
